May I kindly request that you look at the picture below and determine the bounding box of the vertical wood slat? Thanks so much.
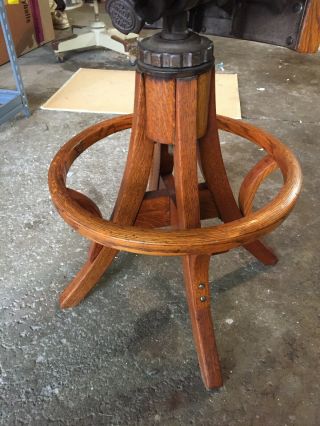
[174,77,200,228]
[197,70,212,138]
[145,76,176,145]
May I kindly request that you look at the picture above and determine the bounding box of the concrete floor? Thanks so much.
[0,11,320,426]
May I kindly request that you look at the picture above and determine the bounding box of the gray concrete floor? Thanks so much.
[0,10,320,426]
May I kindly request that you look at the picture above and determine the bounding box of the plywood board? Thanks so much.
[41,68,241,119]
[215,73,242,119]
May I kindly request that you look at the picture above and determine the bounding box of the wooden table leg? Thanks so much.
[174,77,223,389]
[60,73,155,308]
[199,71,278,266]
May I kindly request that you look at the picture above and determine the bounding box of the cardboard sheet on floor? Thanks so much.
[41,68,241,119]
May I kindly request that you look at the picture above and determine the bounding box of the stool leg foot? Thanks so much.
[199,72,278,266]
[243,240,278,266]
[183,255,223,389]
[60,247,119,309]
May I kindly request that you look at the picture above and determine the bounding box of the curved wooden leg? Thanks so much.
[183,255,223,389]
[59,189,112,308]
[60,73,155,308]
[174,78,222,389]
[198,72,278,266]
[66,189,104,262]
[60,247,119,308]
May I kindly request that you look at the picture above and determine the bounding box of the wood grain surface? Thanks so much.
[199,72,278,265]
[49,117,302,257]
[239,155,278,216]
[59,73,154,308]
[49,68,302,390]
[145,76,176,145]
[174,77,222,389]
[297,0,320,53]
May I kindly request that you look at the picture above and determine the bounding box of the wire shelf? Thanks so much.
[0,0,30,125]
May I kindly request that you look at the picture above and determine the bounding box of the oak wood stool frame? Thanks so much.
[49,63,302,389]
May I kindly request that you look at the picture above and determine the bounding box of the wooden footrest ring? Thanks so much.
[48,114,302,257]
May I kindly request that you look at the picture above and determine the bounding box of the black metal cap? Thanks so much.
[107,0,145,34]
[137,31,214,77]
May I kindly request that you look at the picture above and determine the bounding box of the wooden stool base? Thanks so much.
[48,69,302,390]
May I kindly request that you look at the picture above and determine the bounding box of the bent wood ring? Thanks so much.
[48,114,302,256]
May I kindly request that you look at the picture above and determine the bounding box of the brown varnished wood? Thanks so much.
[199,71,248,222]
[174,78,200,228]
[158,168,219,227]
[159,144,174,177]
[66,183,218,265]
[164,181,223,388]
[197,70,211,138]
[161,173,179,227]
[174,77,222,389]
[183,255,223,388]
[88,242,104,263]
[135,189,170,228]
[199,72,278,266]
[59,190,112,307]
[49,113,302,256]
[67,188,102,218]
[158,144,177,224]
[59,247,118,309]
[59,73,154,308]
[145,76,176,145]
[148,142,161,191]
[53,113,130,308]
[158,132,223,388]
[239,155,278,216]
[49,66,302,390]
[135,186,219,229]
[145,72,212,145]
[66,188,103,262]
[111,75,154,226]
[199,183,219,220]
[297,0,320,53]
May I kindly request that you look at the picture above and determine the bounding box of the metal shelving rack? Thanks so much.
[0,0,30,125]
